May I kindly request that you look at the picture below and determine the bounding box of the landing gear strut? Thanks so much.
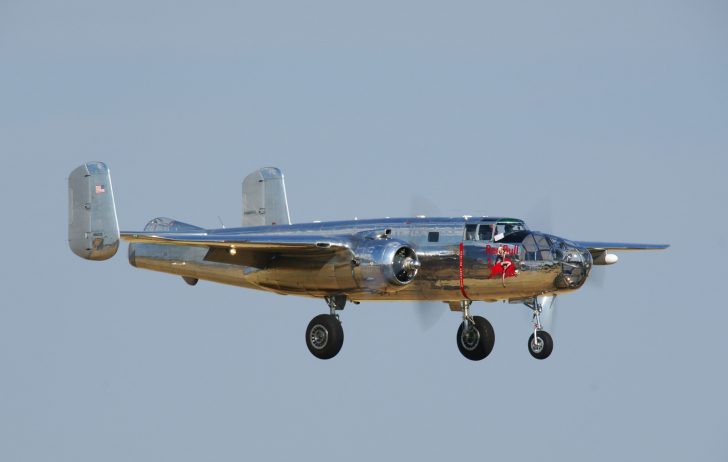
[525,297,554,360]
[305,295,346,360]
[456,301,495,361]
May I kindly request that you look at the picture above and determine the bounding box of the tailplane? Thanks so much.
[68,162,120,260]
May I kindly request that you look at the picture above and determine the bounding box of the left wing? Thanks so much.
[121,231,351,250]
[121,231,353,268]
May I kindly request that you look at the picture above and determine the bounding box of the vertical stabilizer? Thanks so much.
[242,167,291,226]
[68,162,120,260]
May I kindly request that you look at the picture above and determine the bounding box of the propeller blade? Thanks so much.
[526,196,554,234]
[587,266,607,289]
[408,195,448,330]
[414,301,446,331]
[410,194,441,217]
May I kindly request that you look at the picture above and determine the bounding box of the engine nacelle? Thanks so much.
[592,251,619,265]
[350,240,420,293]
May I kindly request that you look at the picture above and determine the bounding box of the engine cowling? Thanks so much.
[350,240,420,292]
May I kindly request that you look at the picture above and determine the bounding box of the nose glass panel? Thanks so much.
[551,238,592,289]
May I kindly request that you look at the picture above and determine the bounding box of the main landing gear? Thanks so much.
[305,295,346,360]
[304,296,554,361]
[525,297,554,360]
[456,301,495,361]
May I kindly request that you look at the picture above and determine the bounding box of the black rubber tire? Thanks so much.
[456,315,495,361]
[305,314,344,360]
[528,330,554,360]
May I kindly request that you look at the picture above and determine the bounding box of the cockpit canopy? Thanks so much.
[464,218,528,242]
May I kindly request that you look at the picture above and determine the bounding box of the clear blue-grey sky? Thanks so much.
[1,1,727,461]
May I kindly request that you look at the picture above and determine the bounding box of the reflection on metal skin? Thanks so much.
[351,240,420,289]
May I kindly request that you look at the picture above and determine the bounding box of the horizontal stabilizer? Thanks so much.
[68,162,120,260]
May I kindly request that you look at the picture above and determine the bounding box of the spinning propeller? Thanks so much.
[393,247,420,283]
[409,195,449,330]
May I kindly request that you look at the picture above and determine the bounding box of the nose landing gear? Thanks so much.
[528,330,553,359]
[525,296,554,360]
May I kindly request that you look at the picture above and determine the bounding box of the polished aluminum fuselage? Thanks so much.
[128,217,591,303]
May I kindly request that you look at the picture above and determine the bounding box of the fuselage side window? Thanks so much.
[428,231,440,243]
[464,224,478,240]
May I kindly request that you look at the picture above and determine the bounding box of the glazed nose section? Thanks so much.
[556,243,593,289]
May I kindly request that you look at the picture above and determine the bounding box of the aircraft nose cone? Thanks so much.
[556,245,592,289]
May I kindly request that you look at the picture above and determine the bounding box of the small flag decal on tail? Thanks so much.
[95,184,106,194]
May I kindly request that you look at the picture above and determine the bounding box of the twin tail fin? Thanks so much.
[68,162,120,260]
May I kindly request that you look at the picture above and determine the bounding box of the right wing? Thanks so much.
[575,241,669,265]
[575,241,670,252]
[121,231,353,268]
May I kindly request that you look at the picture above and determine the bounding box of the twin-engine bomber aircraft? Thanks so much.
[68,162,668,361]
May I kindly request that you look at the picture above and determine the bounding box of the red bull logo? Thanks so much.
[485,244,519,256]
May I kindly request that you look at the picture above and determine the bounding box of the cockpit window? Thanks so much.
[478,224,493,241]
[519,233,553,261]
[465,219,527,242]
[494,221,526,241]
[535,234,553,260]
[536,234,551,260]
[522,234,539,261]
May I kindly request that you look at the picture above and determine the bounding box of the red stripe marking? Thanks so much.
[459,242,470,300]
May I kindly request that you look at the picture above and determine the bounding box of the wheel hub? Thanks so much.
[460,325,481,351]
[530,335,544,353]
[309,324,329,350]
